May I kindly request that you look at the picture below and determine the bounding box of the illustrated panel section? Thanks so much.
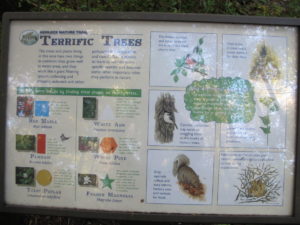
[148,90,216,147]
[75,93,145,209]
[150,32,217,87]
[223,34,287,90]
[147,149,214,205]
[8,94,77,206]
[218,151,285,206]
[220,92,286,148]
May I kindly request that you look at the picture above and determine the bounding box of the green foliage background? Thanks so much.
[1,0,300,16]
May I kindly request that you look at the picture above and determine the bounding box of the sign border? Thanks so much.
[1,12,300,224]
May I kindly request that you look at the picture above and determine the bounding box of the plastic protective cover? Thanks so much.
[4,20,298,216]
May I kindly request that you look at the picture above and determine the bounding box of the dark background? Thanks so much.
[1,0,300,17]
[1,0,300,224]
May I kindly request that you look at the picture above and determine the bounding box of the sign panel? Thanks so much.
[1,12,300,223]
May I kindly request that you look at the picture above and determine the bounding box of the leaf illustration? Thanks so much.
[175,59,181,67]
[197,48,203,55]
[199,58,205,66]
[260,126,271,134]
[199,68,207,75]
[269,103,279,112]
[193,46,199,54]
[259,115,270,126]
[199,38,204,45]
[170,68,178,76]
[175,58,185,67]
[182,69,187,76]
[259,97,274,108]
[173,75,179,83]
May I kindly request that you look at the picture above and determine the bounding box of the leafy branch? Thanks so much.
[170,37,207,83]
[259,97,279,145]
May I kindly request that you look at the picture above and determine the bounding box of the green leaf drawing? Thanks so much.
[259,97,273,107]
[197,48,203,55]
[175,58,185,67]
[260,126,271,134]
[170,36,206,82]
[199,58,204,66]
[199,38,204,45]
[269,103,279,112]
[258,96,280,144]
[199,68,207,75]
[173,75,179,83]
[175,59,181,67]
[170,68,178,76]
[259,115,270,126]
[193,46,199,54]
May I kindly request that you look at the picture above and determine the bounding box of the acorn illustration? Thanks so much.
[173,154,205,199]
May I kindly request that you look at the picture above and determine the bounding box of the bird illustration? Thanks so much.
[185,54,197,67]
[163,112,178,128]
[173,154,205,199]
[154,93,178,143]
[60,133,70,141]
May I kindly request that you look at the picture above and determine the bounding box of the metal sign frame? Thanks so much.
[1,12,300,224]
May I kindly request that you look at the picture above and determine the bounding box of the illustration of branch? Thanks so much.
[259,97,279,145]
[235,164,281,204]
[170,37,207,83]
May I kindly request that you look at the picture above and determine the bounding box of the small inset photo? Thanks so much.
[78,136,99,152]
[16,96,34,117]
[147,150,214,205]
[100,137,118,154]
[82,97,97,119]
[16,134,36,151]
[78,174,98,187]
[35,101,50,117]
[36,169,52,186]
[16,167,35,186]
